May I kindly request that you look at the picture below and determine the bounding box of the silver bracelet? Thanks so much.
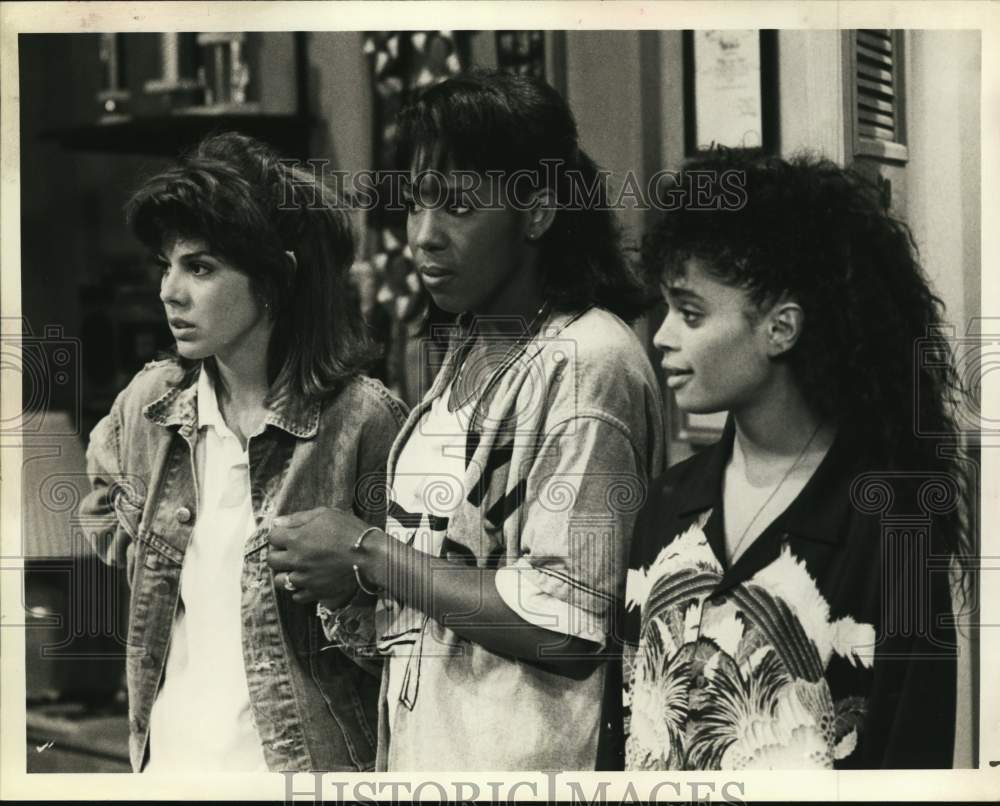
[351,526,383,596]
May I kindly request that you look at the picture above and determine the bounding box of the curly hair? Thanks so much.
[643,150,975,579]
[395,69,650,322]
[125,132,378,403]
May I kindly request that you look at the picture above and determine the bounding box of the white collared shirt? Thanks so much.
[145,368,268,772]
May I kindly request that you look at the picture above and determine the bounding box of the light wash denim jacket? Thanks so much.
[79,358,408,772]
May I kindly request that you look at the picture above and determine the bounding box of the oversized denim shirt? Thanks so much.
[376,306,666,771]
[79,358,408,772]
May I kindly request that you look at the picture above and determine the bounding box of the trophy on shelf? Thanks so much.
[193,33,257,113]
[143,33,204,112]
[96,33,130,122]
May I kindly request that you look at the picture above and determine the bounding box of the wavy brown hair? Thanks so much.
[126,132,378,403]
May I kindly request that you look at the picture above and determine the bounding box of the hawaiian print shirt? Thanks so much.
[611,418,958,770]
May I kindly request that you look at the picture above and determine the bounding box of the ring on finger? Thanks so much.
[282,573,297,592]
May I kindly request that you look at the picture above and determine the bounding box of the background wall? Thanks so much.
[306,32,373,253]
[904,28,982,770]
[907,30,982,345]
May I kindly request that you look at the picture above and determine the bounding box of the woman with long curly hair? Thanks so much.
[80,132,408,772]
[618,151,972,770]
[265,70,665,770]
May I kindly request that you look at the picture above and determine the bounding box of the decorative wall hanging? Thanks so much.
[362,31,469,405]
[683,30,778,155]
[496,31,546,78]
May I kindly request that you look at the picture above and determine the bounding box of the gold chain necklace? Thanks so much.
[727,422,823,564]
[447,301,550,413]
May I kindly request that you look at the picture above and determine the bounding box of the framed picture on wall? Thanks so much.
[683,29,779,155]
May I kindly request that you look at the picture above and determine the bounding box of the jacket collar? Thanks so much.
[386,306,590,480]
[421,306,588,412]
[451,305,587,346]
[142,362,321,439]
[675,414,862,547]
[448,306,589,380]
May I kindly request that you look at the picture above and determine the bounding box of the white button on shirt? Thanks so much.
[145,368,269,772]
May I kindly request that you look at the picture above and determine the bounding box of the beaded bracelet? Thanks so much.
[351,526,383,596]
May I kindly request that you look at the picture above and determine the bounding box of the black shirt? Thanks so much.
[604,417,957,770]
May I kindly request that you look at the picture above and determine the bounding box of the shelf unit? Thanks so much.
[40,111,312,158]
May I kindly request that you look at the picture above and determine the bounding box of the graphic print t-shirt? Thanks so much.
[377,384,469,728]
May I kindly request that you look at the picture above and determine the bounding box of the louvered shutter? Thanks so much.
[850,29,908,161]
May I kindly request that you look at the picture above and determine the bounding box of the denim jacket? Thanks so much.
[79,358,408,772]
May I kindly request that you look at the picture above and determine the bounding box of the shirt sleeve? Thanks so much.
[853,559,959,768]
[494,415,648,648]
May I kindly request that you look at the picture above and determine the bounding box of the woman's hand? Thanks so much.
[266,506,371,605]
[269,508,603,675]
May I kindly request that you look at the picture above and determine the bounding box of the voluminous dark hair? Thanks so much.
[643,150,975,578]
[395,69,650,322]
[126,132,378,403]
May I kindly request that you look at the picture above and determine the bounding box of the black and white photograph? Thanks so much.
[1,1,996,802]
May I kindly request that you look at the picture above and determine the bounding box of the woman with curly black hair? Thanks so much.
[266,69,665,770]
[617,151,972,770]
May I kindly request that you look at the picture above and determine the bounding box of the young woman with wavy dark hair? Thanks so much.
[266,70,665,771]
[80,132,407,772]
[618,151,973,770]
